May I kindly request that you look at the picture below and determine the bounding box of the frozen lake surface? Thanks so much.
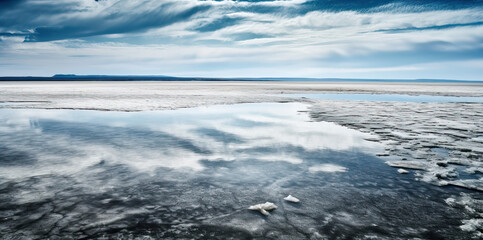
[284,93,483,103]
[0,103,478,239]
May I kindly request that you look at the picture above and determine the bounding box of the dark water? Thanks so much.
[284,93,483,103]
[0,103,471,239]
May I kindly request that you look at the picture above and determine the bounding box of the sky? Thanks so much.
[0,0,482,80]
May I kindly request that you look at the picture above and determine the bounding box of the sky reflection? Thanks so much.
[0,103,381,178]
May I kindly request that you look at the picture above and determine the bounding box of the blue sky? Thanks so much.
[0,0,482,80]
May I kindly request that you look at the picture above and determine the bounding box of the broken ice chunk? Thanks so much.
[444,198,456,206]
[447,178,483,192]
[465,167,483,174]
[460,219,483,233]
[397,169,409,174]
[385,161,428,170]
[284,195,300,203]
[248,202,277,216]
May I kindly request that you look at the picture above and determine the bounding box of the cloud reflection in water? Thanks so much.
[0,103,381,178]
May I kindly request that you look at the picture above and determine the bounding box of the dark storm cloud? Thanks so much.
[0,32,28,37]
[25,4,209,42]
[0,0,210,42]
[1,0,482,42]
[300,0,483,12]
[0,0,24,8]
[0,1,82,28]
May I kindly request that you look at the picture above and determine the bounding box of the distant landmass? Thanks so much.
[0,75,481,83]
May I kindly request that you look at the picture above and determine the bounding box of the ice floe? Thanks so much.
[465,167,483,174]
[447,178,483,192]
[248,202,278,216]
[397,169,409,174]
[385,161,428,170]
[416,166,459,183]
[460,219,483,235]
[284,195,300,203]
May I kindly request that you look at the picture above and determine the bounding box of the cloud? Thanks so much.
[2,0,481,42]
[0,0,24,8]
[374,21,483,33]
[263,0,483,17]
[0,0,482,79]
[0,1,82,29]
[23,1,210,41]
[0,0,308,42]
[193,16,244,32]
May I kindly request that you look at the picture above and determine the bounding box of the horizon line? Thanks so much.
[0,74,482,83]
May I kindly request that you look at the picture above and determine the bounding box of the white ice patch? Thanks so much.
[385,161,428,170]
[460,219,483,235]
[445,193,483,237]
[447,178,483,192]
[415,166,459,185]
[248,202,278,216]
[309,164,347,173]
[444,198,456,206]
[465,167,483,174]
[397,169,409,174]
[284,195,300,203]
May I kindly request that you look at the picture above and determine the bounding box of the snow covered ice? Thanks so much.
[248,202,278,216]
[283,195,300,203]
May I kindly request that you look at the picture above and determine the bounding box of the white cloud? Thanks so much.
[0,1,482,79]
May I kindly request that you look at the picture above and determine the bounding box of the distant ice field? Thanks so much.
[283,93,483,102]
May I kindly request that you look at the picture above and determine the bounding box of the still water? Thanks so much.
[0,103,469,239]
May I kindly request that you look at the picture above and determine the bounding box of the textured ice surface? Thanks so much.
[445,193,483,238]
[309,99,483,184]
[309,97,483,237]
[0,102,474,239]
[447,179,483,192]
[460,219,483,235]
[386,161,428,170]
[282,93,483,103]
